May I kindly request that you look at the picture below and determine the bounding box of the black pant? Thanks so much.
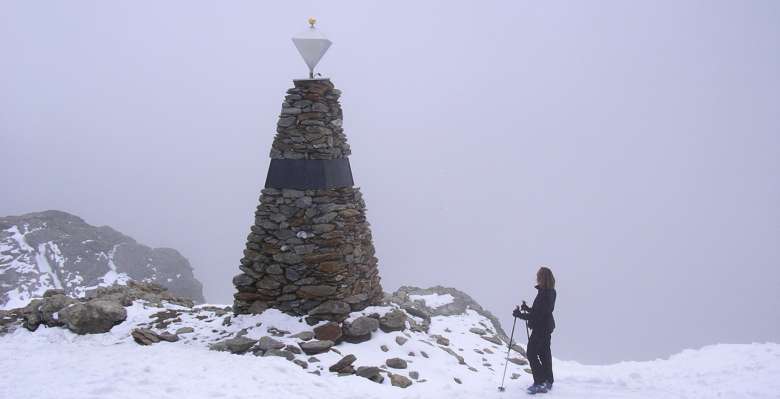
[527,329,553,385]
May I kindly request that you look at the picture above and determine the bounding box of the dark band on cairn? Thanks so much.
[265,158,354,190]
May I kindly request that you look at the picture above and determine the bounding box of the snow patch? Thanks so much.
[409,293,455,308]
[35,244,63,290]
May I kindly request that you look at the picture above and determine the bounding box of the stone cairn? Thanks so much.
[233,79,383,322]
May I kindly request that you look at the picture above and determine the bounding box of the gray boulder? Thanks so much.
[390,373,412,388]
[58,300,127,334]
[256,336,286,352]
[209,336,258,354]
[299,340,334,355]
[356,366,384,384]
[343,316,379,343]
[328,354,357,373]
[386,357,408,369]
[379,310,407,333]
[39,294,78,326]
[289,331,314,341]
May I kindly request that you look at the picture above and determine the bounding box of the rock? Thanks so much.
[20,299,43,331]
[308,300,350,316]
[39,294,77,327]
[511,373,521,380]
[176,326,195,334]
[293,359,308,369]
[299,340,334,355]
[247,301,268,314]
[386,358,408,369]
[256,336,285,352]
[434,335,450,346]
[209,336,258,354]
[343,316,379,343]
[328,354,357,373]
[481,335,502,345]
[290,331,314,341]
[297,285,337,299]
[439,347,466,365]
[379,310,407,333]
[131,328,161,345]
[313,322,343,342]
[469,327,486,335]
[454,377,462,384]
[43,289,65,298]
[395,336,408,346]
[286,344,302,355]
[308,357,320,363]
[58,300,127,334]
[380,345,389,352]
[266,327,290,337]
[409,371,419,380]
[509,357,528,366]
[262,349,295,360]
[232,274,255,287]
[420,351,429,358]
[158,332,179,342]
[511,343,526,356]
[389,373,412,388]
[356,366,384,384]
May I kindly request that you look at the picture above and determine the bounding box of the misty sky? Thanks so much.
[1,1,778,364]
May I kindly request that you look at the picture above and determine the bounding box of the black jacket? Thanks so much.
[520,286,556,333]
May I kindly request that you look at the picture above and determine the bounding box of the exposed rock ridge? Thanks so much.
[0,210,205,308]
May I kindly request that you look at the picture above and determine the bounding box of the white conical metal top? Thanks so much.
[292,18,332,79]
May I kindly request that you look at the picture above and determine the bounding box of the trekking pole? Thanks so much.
[498,309,519,392]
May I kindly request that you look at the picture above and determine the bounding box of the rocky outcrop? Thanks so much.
[386,286,509,341]
[0,210,205,309]
[2,281,195,335]
[233,79,382,318]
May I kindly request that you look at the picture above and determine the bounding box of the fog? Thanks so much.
[1,1,778,364]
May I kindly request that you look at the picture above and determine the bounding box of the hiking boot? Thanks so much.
[526,384,548,395]
[544,381,553,391]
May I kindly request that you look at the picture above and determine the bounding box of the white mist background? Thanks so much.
[1,1,778,364]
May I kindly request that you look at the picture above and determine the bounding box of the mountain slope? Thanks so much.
[0,210,204,308]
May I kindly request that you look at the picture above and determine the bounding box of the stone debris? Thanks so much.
[209,337,257,354]
[328,354,357,373]
[256,336,286,352]
[313,321,343,342]
[386,357,408,369]
[299,340,335,355]
[379,310,407,333]
[389,373,413,388]
[356,366,384,384]
[343,316,379,343]
[481,335,503,346]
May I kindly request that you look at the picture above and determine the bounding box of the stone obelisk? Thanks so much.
[232,19,382,322]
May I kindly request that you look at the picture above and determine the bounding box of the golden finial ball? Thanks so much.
[308,17,317,27]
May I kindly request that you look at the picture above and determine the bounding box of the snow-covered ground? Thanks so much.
[1,300,778,399]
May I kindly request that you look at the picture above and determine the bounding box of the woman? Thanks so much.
[514,266,556,394]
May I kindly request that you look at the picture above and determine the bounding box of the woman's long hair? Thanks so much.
[537,266,555,289]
